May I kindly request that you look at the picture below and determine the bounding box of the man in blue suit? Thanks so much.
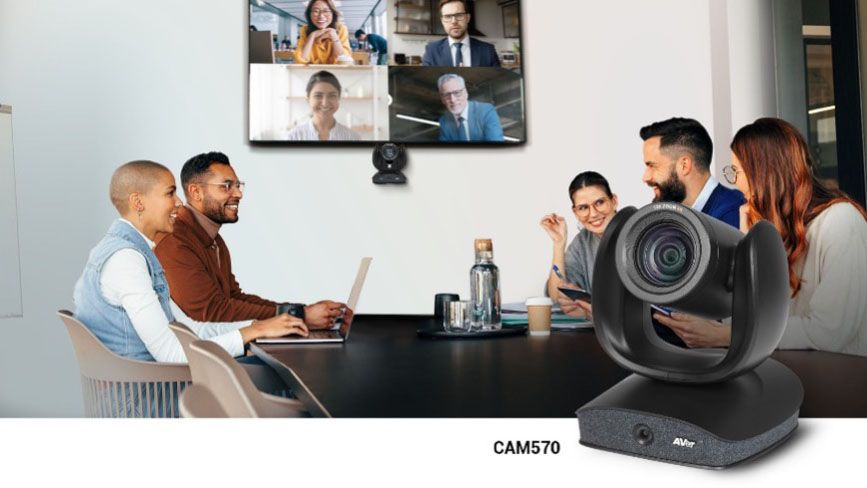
[422,0,501,67]
[437,73,504,142]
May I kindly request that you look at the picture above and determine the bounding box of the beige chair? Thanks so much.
[168,321,289,396]
[179,384,227,418]
[58,310,191,418]
[186,339,308,417]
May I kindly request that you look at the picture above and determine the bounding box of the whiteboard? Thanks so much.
[0,105,23,317]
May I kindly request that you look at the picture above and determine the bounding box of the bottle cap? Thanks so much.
[474,239,493,253]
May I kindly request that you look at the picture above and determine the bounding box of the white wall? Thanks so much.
[0,0,777,416]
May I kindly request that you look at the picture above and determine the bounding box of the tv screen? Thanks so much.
[248,0,525,145]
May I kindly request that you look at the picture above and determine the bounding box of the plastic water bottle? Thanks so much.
[469,239,501,330]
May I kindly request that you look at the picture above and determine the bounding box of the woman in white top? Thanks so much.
[654,118,867,356]
[287,70,360,142]
[73,160,309,363]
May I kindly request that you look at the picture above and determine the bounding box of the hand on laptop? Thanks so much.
[304,300,349,329]
[243,314,309,343]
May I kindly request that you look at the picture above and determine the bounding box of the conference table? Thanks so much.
[250,316,867,418]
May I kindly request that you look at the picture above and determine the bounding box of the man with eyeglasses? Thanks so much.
[154,152,346,328]
[422,0,501,67]
[437,73,504,142]
[639,117,745,228]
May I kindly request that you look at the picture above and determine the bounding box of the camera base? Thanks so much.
[576,359,803,469]
[372,171,407,184]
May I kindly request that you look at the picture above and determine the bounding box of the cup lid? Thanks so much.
[525,297,553,306]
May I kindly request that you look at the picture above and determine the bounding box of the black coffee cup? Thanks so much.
[434,293,460,319]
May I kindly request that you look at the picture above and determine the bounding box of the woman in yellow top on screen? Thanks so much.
[294,0,353,65]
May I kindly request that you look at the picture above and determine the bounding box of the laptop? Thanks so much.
[256,257,372,344]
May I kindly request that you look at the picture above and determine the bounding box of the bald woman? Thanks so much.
[73,160,308,364]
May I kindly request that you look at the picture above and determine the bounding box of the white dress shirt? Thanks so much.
[99,219,250,363]
[286,118,360,141]
[448,35,471,67]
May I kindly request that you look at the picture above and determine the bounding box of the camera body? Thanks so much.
[593,203,791,383]
[577,203,803,468]
[372,142,407,184]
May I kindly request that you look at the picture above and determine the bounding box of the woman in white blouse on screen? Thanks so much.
[287,70,360,142]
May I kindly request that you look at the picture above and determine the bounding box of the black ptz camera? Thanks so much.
[576,203,804,469]
[372,142,407,185]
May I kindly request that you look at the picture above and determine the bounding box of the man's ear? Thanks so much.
[186,182,201,202]
[677,155,694,177]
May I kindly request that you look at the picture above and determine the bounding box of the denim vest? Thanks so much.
[73,220,175,362]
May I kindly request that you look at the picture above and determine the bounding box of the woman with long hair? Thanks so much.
[293,0,352,65]
[655,118,867,355]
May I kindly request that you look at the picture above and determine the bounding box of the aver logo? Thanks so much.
[672,437,696,448]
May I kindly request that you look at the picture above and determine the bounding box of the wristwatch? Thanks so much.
[278,302,306,320]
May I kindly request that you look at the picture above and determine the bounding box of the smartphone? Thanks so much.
[557,287,591,302]
[650,304,673,317]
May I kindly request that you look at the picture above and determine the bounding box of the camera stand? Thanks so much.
[576,359,803,469]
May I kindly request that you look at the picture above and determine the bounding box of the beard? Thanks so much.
[650,168,688,203]
[201,195,239,224]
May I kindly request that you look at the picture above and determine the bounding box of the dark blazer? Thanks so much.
[438,101,504,142]
[422,37,501,67]
[701,183,746,228]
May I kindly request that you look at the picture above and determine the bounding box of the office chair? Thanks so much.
[179,384,228,418]
[168,321,291,397]
[57,310,191,418]
[186,340,308,418]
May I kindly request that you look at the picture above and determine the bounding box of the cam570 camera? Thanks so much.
[576,203,803,469]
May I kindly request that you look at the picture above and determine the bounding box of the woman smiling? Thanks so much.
[294,0,352,65]
[287,71,360,141]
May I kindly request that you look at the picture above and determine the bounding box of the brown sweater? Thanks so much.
[154,206,278,322]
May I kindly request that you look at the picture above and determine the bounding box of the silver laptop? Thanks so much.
[256,257,371,344]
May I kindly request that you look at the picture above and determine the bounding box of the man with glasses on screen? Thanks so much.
[437,73,504,142]
[422,0,501,67]
[154,152,345,328]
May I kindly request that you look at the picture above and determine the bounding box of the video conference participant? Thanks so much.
[640,117,745,228]
[293,0,352,65]
[437,73,503,142]
[422,0,500,67]
[73,161,309,363]
[154,152,347,327]
[287,71,360,141]
[655,118,867,355]
[540,172,619,320]
[355,29,388,65]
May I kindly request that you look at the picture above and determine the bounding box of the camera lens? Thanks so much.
[381,143,398,160]
[636,221,694,287]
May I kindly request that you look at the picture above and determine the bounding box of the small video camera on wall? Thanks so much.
[372,142,407,185]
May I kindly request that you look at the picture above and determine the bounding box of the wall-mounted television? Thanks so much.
[248,0,525,145]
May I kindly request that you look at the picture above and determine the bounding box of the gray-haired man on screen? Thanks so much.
[437,74,504,142]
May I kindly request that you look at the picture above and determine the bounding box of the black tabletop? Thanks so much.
[253,315,867,418]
